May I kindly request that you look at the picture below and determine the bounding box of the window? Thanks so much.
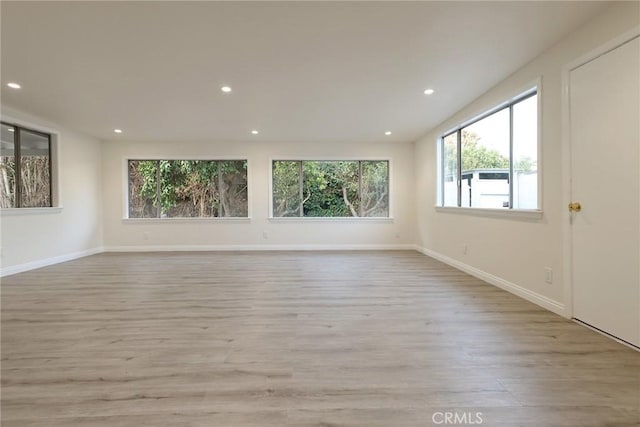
[0,122,52,208]
[127,159,248,218]
[439,89,538,210]
[272,160,389,218]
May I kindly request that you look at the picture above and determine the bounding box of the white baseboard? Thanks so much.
[1,247,105,277]
[415,246,566,317]
[104,243,416,252]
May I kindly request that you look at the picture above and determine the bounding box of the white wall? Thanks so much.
[415,2,640,314]
[102,140,416,250]
[0,107,103,275]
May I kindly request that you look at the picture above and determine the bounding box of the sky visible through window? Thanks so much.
[466,94,537,161]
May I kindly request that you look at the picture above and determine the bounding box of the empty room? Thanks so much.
[1,1,639,426]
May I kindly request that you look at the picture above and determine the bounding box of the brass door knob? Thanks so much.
[568,202,582,212]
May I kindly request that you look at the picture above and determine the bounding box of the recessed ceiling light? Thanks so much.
[114,129,123,134]
[7,82,21,89]
[424,88,435,95]
[8,128,15,132]
[385,131,392,136]
[221,86,232,93]
[251,130,259,135]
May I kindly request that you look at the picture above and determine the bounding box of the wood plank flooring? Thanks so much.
[1,251,639,426]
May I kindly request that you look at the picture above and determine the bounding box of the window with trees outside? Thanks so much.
[128,160,248,218]
[272,160,389,218]
[440,89,538,210]
[0,122,52,209]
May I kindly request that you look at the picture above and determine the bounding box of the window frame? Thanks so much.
[0,120,56,212]
[269,157,393,220]
[123,156,250,221]
[437,83,542,216]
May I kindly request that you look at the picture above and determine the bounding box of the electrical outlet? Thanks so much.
[395,232,400,239]
[262,231,268,239]
[143,232,149,241]
[462,243,468,255]
[544,267,553,284]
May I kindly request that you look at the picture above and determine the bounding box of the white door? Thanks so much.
[570,36,640,347]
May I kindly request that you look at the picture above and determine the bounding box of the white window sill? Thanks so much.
[1,207,63,216]
[268,217,394,223]
[435,206,543,220]
[122,217,251,224]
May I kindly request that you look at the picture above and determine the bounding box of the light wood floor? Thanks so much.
[1,251,638,426]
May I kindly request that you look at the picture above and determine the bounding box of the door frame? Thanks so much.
[561,25,640,319]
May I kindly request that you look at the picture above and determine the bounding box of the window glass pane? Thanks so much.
[160,160,219,218]
[128,160,159,218]
[272,161,301,217]
[461,109,510,208]
[303,161,358,217]
[19,129,50,208]
[0,124,16,208]
[220,160,247,217]
[442,133,458,207]
[361,161,389,217]
[512,94,538,209]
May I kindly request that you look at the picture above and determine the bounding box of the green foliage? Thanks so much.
[461,142,509,171]
[514,156,534,172]
[272,161,301,217]
[131,158,388,219]
[129,160,247,218]
[303,161,358,217]
[444,129,534,174]
[361,161,389,216]
[272,160,388,218]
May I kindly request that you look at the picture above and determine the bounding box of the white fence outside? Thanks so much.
[443,169,537,209]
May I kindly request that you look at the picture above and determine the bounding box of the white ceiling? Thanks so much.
[1,1,608,144]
